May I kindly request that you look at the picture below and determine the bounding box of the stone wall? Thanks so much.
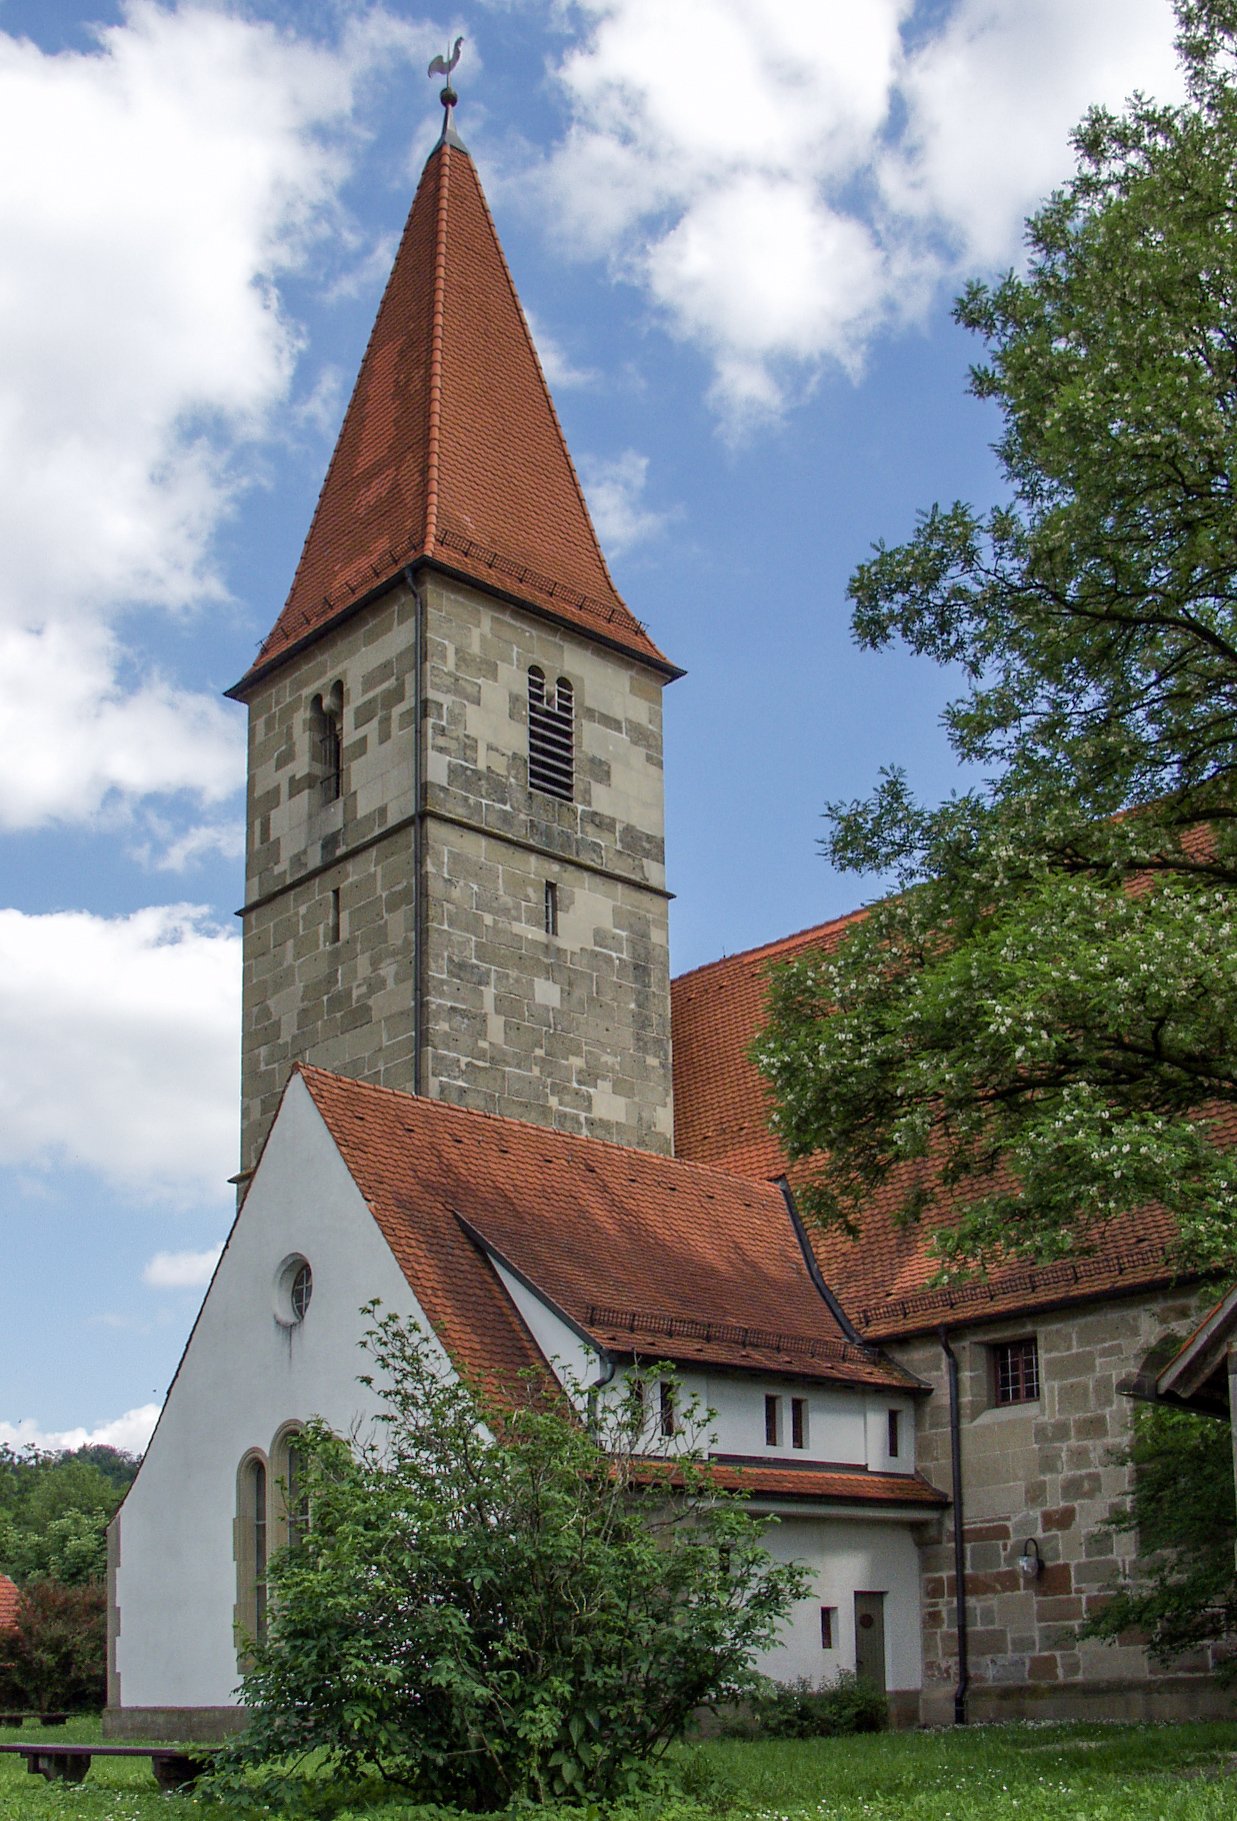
[889,1284,1233,1723]
[237,570,673,1173]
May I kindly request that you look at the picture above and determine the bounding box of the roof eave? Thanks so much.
[227,552,683,701]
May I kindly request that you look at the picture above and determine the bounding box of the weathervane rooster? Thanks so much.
[428,36,464,83]
[428,34,464,125]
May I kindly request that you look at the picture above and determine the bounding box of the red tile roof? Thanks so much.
[703,1461,947,1508]
[0,1574,19,1632]
[295,1064,916,1394]
[234,132,675,692]
[671,915,1193,1340]
[631,1457,946,1508]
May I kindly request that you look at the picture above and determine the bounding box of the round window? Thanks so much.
[274,1254,313,1326]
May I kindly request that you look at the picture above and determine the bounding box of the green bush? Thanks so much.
[211,1310,807,1810]
[0,1580,107,1712]
[726,1671,888,1739]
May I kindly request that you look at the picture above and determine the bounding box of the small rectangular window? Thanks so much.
[659,1381,676,1438]
[791,1397,807,1450]
[820,1605,836,1649]
[544,880,559,936]
[887,1408,900,1459]
[764,1394,781,1447]
[993,1337,1040,1406]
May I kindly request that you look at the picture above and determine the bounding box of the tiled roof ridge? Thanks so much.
[456,147,627,614]
[423,135,450,549]
[672,902,871,990]
[295,1062,787,1200]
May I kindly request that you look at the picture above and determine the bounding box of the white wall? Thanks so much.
[114,1076,432,1710]
[758,1513,924,1690]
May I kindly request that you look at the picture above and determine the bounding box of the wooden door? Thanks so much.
[854,1590,887,1689]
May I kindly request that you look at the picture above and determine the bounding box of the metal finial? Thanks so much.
[428,36,464,126]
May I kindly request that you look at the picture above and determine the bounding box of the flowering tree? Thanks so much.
[217,1313,805,1808]
[756,0,1237,1273]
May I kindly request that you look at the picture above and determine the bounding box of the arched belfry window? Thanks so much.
[310,682,343,807]
[528,668,574,801]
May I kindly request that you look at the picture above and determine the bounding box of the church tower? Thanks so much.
[229,104,680,1177]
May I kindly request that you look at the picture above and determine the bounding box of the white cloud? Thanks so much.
[524,309,598,390]
[0,904,240,1202]
[0,624,243,830]
[143,1245,224,1289]
[0,2,425,829]
[882,0,1185,265]
[0,1405,162,1457]
[541,0,1183,428]
[578,449,671,555]
[131,814,246,875]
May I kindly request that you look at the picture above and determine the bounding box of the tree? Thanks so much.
[1082,1402,1237,1673]
[0,1445,137,1587]
[755,0,1237,1273]
[0,1582,108,1713]
[221,1312,806,1809]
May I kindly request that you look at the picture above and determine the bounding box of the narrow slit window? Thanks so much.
[659,1381,676,1438]
[544,880,559,936]
[329,888,341,945]
[252,1459,267,1642]
[528,668,574,801]
[764,1394,781,1447]
[820,1605,836,1649]
[311,687,343,806]
[887,1408,900,1458]
[791,1397,807,1450]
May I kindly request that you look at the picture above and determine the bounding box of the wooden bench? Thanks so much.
[0,1740,211,1789]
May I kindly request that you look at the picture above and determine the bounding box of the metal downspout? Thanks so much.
[405,568,425,1095]
[939,1327,969,1725]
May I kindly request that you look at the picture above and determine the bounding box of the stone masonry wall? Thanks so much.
[239,584,420,1175]
[889,1284,1231,1724]
[420,572,672,1153]
[238,571,673,1173]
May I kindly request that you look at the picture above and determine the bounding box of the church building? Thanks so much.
[105,97,1232,1740]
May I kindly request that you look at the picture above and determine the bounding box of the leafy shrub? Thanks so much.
[726,1671,888,1739]
[212,1311,807,1810]
[0,1580,107,1712]
[1082,1402,1237,1675]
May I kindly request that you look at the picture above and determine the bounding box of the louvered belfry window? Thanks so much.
[528,667,574,801]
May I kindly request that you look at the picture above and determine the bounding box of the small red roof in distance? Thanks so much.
[236,132,673,691]
[671,916,1186,1340]
[295,1065,915,1393]
[0,1574,20,1632]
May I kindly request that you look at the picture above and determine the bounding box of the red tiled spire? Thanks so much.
[236,128,675,691]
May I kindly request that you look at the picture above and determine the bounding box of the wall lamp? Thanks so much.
[1016,1537,1043,1581]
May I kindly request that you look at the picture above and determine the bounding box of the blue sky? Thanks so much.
[0,0,1186,1447]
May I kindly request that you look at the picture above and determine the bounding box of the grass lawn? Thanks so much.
[3,1717,1237,1819]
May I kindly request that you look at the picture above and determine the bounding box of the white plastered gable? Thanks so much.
[112,1074,436,1711]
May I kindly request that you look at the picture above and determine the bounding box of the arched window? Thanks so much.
[270,1424,309,1553]
[527,668,574,801]
[310,684,343,806]
[234,1452,268,1667]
